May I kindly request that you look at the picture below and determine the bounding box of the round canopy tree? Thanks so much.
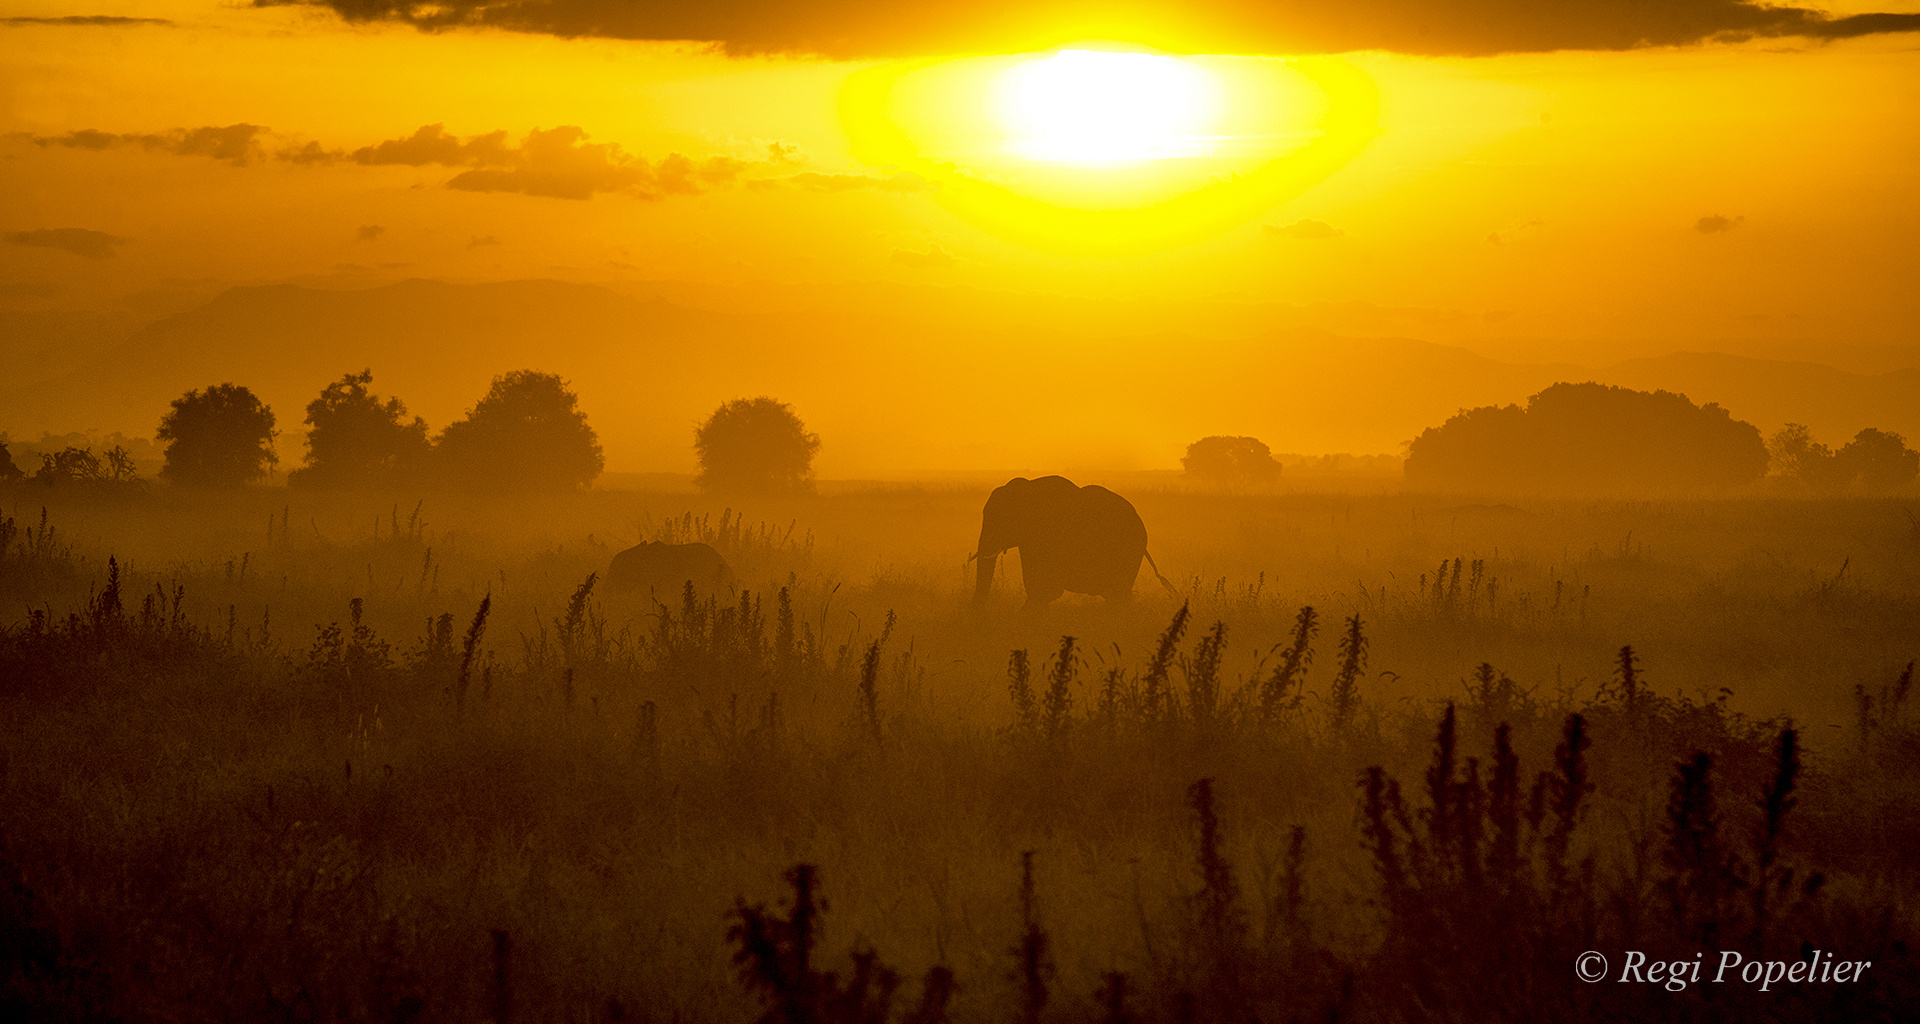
[290,369,430,489]
[1834,427,1920,492]
[1182,435,1283,485]
[156,383,278,487]
[694,397,820,495]
[435,370,602,491]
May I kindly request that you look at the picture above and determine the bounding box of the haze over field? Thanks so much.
[5,5,1920,1024]
[8,278,1920,475]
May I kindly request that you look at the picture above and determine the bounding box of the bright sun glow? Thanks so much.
[990,50,1225,164]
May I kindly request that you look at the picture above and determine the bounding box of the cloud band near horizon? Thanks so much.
[258,0,1920,57]
[22,123,925,201]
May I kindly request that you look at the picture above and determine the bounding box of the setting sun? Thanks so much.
[990,49,1224,164]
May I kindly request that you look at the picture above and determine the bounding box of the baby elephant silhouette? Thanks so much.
[606,541,734,602]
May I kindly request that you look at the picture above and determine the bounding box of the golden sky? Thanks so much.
[3,2,1918,473]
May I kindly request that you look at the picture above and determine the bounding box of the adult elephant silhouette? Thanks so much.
[971,476,1176,607]
[606,541,733,601]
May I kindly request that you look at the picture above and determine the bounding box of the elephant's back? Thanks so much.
[606,542,732,595]
[1077,485,1149,550]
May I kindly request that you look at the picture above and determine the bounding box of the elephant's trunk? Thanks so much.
[973,522,1002,604]
[973,549,998,604]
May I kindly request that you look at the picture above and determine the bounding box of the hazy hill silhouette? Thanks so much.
[3,277,1915,476]
[1597,351,1920,444]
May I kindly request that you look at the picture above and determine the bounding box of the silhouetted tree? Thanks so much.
[1404,382,1767,494]
[156,383,278,488]
[1767,423,1917,493]
[1766,423,1830,483]
[1834,428,1919,492]
[289,369,431,489]
[435,370,602,491]
[0,439,24,482]
[695,397,820,495]
[34,447,103,485]
[103,444,136,480]
[1182,435,1282,485]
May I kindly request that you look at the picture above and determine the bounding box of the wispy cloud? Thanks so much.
[6,228,128,259]
[24,121,928,202]
[34,124,267,165]
[2,16,172,27]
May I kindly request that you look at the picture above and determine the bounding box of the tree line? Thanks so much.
[0,371,822,495]
[1403,382,1918,495]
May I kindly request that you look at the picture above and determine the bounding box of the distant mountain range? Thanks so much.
[3,278,1914,475]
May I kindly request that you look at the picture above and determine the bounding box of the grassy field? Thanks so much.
[2,481,1917,1022]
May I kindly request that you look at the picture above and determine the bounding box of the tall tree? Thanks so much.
[290,370,430,489]
[156,383,278,488]
[694,397,820,495]
[436,370,602,491]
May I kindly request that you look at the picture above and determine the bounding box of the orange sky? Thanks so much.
[3,3,1918,473]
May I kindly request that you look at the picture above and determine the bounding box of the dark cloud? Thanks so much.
[357,224,386,241]
[353,124,516,167]
[443,126,649,199]
[656,153,749,194]
[34,124,267,165]
[468,234,502,247]
[351,124,757,199]
[6,228,128,259]
[1696,214,1744,233]
[166,125,268,163]
[277,140,344,164]
[1265,219,1343,240]
[256,0,1920,58]
[43,129,121,150]
[2,16,172,26]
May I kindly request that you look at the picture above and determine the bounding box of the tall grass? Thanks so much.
[2,494,1917,1022]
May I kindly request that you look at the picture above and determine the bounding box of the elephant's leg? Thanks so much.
[1023,575,1066,608]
